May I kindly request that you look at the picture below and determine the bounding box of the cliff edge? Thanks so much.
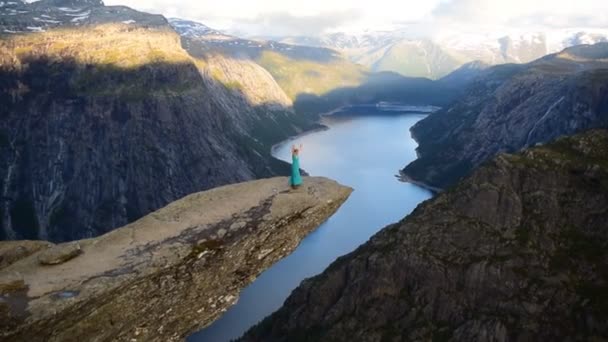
[0,177,352,342]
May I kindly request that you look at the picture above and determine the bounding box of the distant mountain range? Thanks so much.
[267,29,608,79]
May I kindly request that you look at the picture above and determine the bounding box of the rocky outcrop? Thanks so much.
[0,176,352,342]
[403,43,608,190]
[0,0,317,242]
[0,241,52,270]
[242,130,608,341]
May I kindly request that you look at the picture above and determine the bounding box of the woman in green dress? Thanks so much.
[291,144,303,188]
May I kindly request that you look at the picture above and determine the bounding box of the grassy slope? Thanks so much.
[256,50,366,100]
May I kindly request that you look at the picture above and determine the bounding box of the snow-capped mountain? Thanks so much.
[271,29,608,79]
[168,18,341,63]
[0,0,165,34]
[168,18,223,38]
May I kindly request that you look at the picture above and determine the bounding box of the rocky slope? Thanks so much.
[241,130,608,342]
[170,19,365,101]
[0,0,316,242]
[402,43,608,190]
[0,176,352,342]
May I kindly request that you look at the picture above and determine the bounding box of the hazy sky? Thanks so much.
[104,0,608,36]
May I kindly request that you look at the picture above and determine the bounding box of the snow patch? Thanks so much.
[26,26,44,32]
[34,17,60,23]
[71,15,88,22]
[58,7,82,12]
[122,20,135,24]
[65,9,90,17]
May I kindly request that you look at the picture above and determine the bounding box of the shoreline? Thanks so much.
[396,171,443,194]
[270,124,330,156]
[271,103,442,194]
[398,112,442,193]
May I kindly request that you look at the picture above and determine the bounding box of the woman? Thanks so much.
[290,144,303,188]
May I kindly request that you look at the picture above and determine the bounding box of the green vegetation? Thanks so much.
[223,80,243,91]
[73,62,203,100]
[257,50,365,100]
[1,24,206,101]
[4,24,191,68]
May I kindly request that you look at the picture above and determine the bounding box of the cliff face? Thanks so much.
[403,43,608,190]
[242,130,608,342]
[0,177,352,342]
[0,1,314,242]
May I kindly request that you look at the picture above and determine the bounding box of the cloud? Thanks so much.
[104,0,608,36]
[431,0,608,29]
[234,10,362,36]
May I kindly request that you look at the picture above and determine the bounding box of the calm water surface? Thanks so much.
[190,110,433,341]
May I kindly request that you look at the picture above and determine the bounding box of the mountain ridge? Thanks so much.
[402,42,608,190]
[269,29,608,79]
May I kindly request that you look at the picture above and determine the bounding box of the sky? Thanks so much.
[104,0,608,37]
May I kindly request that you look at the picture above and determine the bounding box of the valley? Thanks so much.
[191,108,433,341]
[1,0,608,341]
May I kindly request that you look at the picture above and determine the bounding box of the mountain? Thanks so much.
[168,19,476,117]
[402,43,608,190]
[169,19,365,101]
[0,0,316,242]
[293,72,454,117]
[241,129,608,341]
[273,30,608,79]
[437,60,491,88]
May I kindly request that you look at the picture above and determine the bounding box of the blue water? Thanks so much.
[190,111,433,342]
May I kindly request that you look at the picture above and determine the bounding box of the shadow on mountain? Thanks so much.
[293,71,461,117]
[0,55,317,242]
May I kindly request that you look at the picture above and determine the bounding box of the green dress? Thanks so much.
[291,154,303,186]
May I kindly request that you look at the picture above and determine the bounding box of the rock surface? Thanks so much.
[0,241,52,270]
[403,43,608,190]
[0,176,352,342]
[242,130,608,342]
[37,243,82,265]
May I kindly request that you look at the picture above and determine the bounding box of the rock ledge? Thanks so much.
[0,177,352,342]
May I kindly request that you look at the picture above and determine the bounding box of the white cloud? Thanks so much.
[432,0,608,29]
[104,0,608,36]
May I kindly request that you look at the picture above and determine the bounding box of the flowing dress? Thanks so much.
[291,154,303,186]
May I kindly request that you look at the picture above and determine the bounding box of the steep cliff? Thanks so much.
[402,43,608,190]
[0,0,315,241]
[0,177,352,342]
[242,130,608,341]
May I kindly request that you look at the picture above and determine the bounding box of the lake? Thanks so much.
[189,107,434,341]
